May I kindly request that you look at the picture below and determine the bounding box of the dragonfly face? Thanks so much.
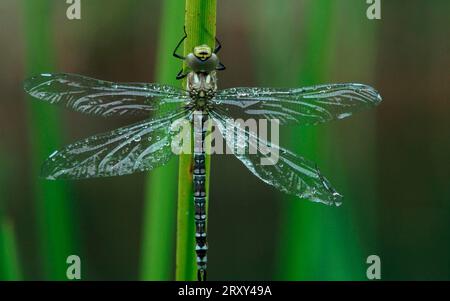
[194,44,212,60]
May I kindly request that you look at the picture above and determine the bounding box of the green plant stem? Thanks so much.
[23,0,77,280]
[176,0,216,281]
[323,0,380,277]
[0,154,21,280]
[140,0,184,280]
[278,0,379,280]
[278,0,336,280]
[0,218,21,280]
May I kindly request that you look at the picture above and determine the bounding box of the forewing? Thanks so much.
[210,111,342,206]
[24,73,189,117]
[42,111,189,179]
[215,83,382,125]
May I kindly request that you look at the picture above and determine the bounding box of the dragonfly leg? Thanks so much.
[200,25,222,54]
[176,68,189,80]
[216,62,226,71]
[214,37,222,54]
[173,26,187,60]
[213,37,225,71]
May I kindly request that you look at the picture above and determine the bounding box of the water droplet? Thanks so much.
[49,150,58,158]
[332,190,343,207]
[334,202,342,207]
[133,136,141,142]
[337,112,352,119]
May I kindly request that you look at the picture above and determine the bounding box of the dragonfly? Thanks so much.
[23,30,382,281]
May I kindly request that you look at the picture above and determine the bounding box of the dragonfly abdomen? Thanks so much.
[193,111,208,281]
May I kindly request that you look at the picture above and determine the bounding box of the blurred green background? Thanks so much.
[0,0,449,280]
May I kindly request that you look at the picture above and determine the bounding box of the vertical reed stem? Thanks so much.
[279,0,336,280]
[23,0,77,280]
[140,0,184,280]
[176,0,216,281]
[0,218,21,280]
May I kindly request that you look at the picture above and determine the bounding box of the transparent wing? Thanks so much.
[42,110,190,179]
[210,111,342,206]
[215,83,382,125]
[24,73,189,117]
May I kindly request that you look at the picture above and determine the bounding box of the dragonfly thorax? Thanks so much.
[187,71,217,110]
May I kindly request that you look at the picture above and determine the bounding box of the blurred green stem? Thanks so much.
[0,219,21,280]
[278,0,336,280]
[278,0,378,280]
[140,0,184,280]
[176,0,216,281]
[23,0,77,279]
[0,155,21,280]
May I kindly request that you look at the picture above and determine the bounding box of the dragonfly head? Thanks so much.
[186,49,219,74]
[193,45,212,61]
